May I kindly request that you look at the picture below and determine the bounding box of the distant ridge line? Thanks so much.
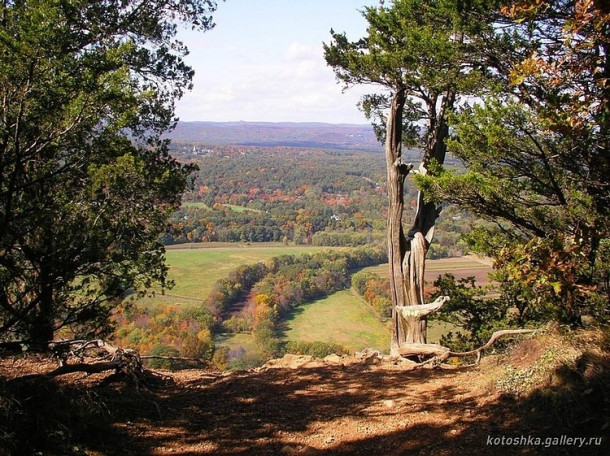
[167,120,383,152]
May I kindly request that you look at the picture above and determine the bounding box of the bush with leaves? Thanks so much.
[284,341,348,358]
[430,274,530,352]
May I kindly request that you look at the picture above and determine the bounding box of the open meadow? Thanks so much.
[281,289,390,351]
[139,243,343,306]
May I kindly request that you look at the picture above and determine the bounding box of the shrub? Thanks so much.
[147,344,181,370]
[284,340,347,358]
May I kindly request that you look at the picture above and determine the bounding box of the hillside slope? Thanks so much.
[1,327,608,455]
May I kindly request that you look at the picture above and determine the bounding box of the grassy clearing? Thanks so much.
[180,202,260,213]
[281,289,457,353]
[134,244,341,307]
[282,289,391,353]
[224,204,262,213]
[181,202,211,209]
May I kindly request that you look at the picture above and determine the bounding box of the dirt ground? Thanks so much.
[1,334,608,456]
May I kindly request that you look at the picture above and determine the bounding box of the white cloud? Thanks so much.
[285,42,320,61]
[174,1,375,123]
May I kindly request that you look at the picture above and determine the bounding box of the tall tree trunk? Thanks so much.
[385,89,410,352]
[28,269,55,345]
[388,90,455,355]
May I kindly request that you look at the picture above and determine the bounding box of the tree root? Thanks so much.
[8,340,213,388]
[397,329,537,366]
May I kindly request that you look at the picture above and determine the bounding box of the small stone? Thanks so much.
[384,399,396,409]
[324,354,343,365]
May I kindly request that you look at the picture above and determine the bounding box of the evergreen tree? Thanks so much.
[0,0,217,343]
[325,0,495,352]
[418,0,610,324]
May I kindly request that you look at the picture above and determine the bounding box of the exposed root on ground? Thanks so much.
[397,329,538,366]
[3,339,212,389]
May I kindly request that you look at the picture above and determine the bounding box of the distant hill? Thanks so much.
[167,121,383,151]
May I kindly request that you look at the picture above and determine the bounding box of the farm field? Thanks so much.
[137,243,343,307]
[281,289,391,352]
[362,254,493,286]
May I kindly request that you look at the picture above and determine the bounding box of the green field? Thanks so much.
[181,202,211,209]
[282,289,391,352]
[281,289,456,354]
[135,243,343,307]
[224,204,262,213]
[180,202,260,213]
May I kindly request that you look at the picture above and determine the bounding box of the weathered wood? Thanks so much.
[386,89,409,351]
[398,328,537,365]
[396,343,450,358]
[396,296,450,319]
[7,339,144,383]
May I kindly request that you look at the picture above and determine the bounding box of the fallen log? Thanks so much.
[8,339,215,384]
[396,343,450,358]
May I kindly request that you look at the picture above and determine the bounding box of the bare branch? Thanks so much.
[396,296,450,319]
[398,328,537,365]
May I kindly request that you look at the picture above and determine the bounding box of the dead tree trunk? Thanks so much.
[387,89,456,356]
[385,89,412,350]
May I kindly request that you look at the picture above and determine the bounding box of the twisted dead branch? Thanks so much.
[6,340,212,386]
[397,329,537,366]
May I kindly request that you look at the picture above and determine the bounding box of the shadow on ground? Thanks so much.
[1,351,608,456]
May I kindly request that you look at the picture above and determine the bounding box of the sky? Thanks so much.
[175,0,379,124]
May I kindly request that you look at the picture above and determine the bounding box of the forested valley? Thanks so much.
[103,132,478,370]
[166,143,471,258]
[105,139,479,370]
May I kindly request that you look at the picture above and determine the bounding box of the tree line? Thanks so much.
[113,246,387,369]
[165,146,475,252]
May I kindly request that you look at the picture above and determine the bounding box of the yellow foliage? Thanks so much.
[197,328,212,343]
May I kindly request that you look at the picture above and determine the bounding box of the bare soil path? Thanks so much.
[2,344,607,456]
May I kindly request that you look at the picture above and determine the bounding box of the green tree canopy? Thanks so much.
[418,0,610,324]
[325,0,496,351]
[0,0,217,343]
